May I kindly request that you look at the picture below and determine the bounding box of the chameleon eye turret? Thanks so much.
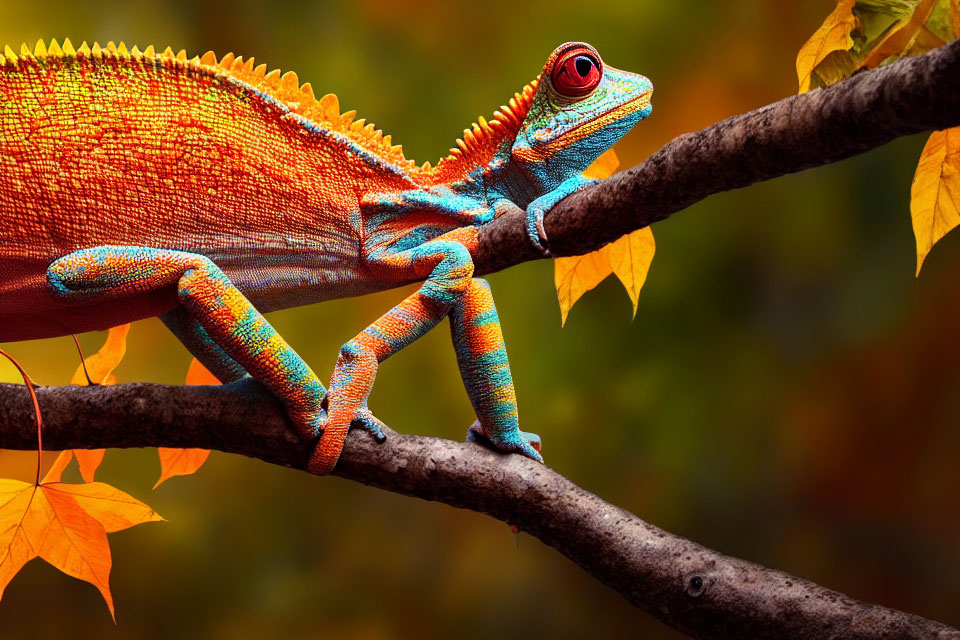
[550,45,603,97]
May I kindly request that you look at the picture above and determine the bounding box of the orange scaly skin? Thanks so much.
[0,39,653,473]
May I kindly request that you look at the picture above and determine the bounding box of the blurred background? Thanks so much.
[2,0,959,637]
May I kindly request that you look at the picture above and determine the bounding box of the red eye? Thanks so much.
[551,48,602,97]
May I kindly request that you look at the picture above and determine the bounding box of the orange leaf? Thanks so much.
[41,451,73,484]
[185,357,221,385]
[150,358,218,488]
[68,324,130,481]
[0,477,161,619]
[606,227,656,319]
[154,448,211,490]
[44,482,164,534]
[74,450,106,483]
[912,128,960,275]
[952,0,960,37]
[796,0,858,92]
[71,324,130,386]
[583,148,619,180]
[41,450,105,484]
[0,480,36,600]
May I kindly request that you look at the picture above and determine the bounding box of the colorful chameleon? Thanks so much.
[0,39,652,473]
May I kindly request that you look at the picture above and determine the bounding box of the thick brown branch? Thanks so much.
[474,39,960,273]
[0,382,956,639]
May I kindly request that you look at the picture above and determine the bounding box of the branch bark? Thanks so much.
[0,382,956,639]
[4,40,960,640]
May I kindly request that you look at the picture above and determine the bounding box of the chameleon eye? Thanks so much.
[551,48,602,97]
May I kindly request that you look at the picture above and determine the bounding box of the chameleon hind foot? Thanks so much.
[352,408,388,442]
[467,421,543,463]
[307,404,386,475]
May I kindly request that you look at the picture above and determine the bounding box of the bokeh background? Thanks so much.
[2,1,959,637]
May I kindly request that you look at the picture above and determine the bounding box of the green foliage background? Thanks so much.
[2,0,959,637]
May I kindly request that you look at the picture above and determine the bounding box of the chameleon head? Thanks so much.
[511,42,653,184]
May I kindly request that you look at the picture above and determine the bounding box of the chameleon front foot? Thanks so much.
[467,421,543,464]
[524,175,600,257]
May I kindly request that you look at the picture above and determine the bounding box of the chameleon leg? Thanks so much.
[48,246,328,441]
[450,278,542,462]
[525,174,598,256]
[161,306,247,383]
[309,239,475,474]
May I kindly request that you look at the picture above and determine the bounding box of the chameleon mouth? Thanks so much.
[542,90,653,153]
[565,90,653,140]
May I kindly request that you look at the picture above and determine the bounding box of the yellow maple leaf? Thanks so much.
[951,0,960,36]
[912,127,960,275]
[796,0,858,93]
[154,358,218,489]
[554,149,656,325]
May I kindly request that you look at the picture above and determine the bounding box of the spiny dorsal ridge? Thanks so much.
[2,40,539,174]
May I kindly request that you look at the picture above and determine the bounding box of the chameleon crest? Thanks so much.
[0,39,653,473]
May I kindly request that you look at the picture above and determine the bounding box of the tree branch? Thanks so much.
[3,40,960,640]
[0,382,956,639]
[474,39,960,273]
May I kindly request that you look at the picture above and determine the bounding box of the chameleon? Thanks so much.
[0,39,653,474]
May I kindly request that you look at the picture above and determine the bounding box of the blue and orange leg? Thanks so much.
[47,246,330,446]
[525,174,598,256]
[161,306,248,383]
[450,279,541,462]
[310,239,474,473]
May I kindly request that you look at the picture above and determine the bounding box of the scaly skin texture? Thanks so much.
[0,39,652,473]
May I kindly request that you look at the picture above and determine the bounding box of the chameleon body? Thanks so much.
[0,39,652,473]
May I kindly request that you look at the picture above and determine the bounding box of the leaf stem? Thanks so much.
[0,349,43,485]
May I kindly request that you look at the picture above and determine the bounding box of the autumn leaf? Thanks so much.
[66,324,131,482]
[0,478,163,618]
[72,324,130,386]
[41,449,107,485]
[555,249,615,326]
[797,0,858,92]
[912,128,960,274]
[42,450,73,484]
[800,0,955,95]
[799,2,958,277]
[154,358,218,489]
[0,345,162,619]
[554,150,656,325]
[582,148,620,180]
[607,227,656,318]
[154,449,211,490]
[185,357,221,385]
[858,0,938,69]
